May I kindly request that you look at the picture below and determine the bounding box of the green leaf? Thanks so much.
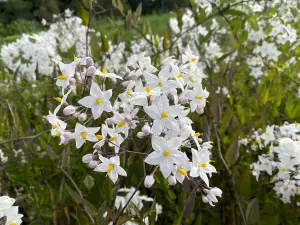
[101,32,109,53]
[225,138,240,166]
[176,7,183,30]
[223,9,247,16]
[82,199,97,216]
[84,175,95,191]
[66,185,81,204]
[246,198,260,225]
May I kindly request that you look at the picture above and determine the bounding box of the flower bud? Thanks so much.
[168,175,177,186]
[63,131,73,142]
[78,113,87,122]
[124,115,132,123]
[142,123,151,136]
[144,175,155,188]
[179,96,188,104]
[86,66,96,77]
[86,58,94,67]
[137,132,145,139]
[82,154,93,163]
[202,195,209,203]
[88,160,98,168]
[63,105,76,115]
[69,78,76,86]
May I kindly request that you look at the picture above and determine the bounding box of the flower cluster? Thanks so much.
[241,122,300,203]
[46,50,222,206]
[0,196,23,225]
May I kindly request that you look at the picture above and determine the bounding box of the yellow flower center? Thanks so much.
[191,57,197,62]
[178,168,187,176]
[10,222,17,225]
[55,97,62,102]
[96,135,103,140]
[74,56,78,61]
[96,98,102,104]
[102,68,107,74]
[295,122,299,128]
[194,132,200,137]
[109,137,117,141]
[263,162,269,166]
[81,132,87,140]
[127,89,133,97]
[279,167,286,171]
[107,164,114,173]
[189,77,196,83]
[196,95,202,100]
[58,75,67,80]
[161,112,168,118]
[177,74,183,78]
[145,86,151,94]
[52,124,58,129]
[57,131,62,136]
[296,188,299,194]
[117,120,125,128]
[199,163,207,168]
[163,151,171,157]
[158,81,164,87]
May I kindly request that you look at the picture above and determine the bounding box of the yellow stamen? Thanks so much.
[145,86,151,94]
[194,132,200,137]
[10,222,17,225]
[295,122,299,128]
[58,75,67,80]
[117,120,125,128]
[263,162,269,166]
[96,135,103,140]
[102,68,108,74]
[107,164,114,173]
[109,137,117,141]
[81,132,87,140]
[279,167,286,171]
[189,77,196,83]
[177,74,183,78]
[74,55,78,61]
[96,98,102,104]
[199,163,207,168]
[57,131,62,136]
[55,97,62,103]
[127,89,133,97]
[191,57,197,62]
[296,188,299,194]
[178,168,187,176]
[158,81,164,87]
[161,112,168,118]
[163,151,171,157]
[52,124,58,129]
[196,95,202,100]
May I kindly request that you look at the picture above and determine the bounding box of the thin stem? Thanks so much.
[0,130,50,146]
[213,122,247,225]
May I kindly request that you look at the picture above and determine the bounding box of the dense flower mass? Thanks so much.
[0,196,23,225]
[46,51,221,206]
[241,122,300,203]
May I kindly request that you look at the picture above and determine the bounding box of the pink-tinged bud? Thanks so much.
[82,154,93,163]
[69,78,76,86]
[202,195,209,203]
[78,113,87,122]
[168,176,177,186]
[106,117,117,125]
[137,132,145,139]
[86,58,94,67]
[86,66,96,77]
[72,112,79,118]
[179,96,188,104]
[144,175,155,188]
[63,105,76,115]
[63,131,73,142]
[88,160,98,168]
[142,123,151,135]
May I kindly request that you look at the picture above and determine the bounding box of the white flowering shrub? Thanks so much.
[0,196,23,225]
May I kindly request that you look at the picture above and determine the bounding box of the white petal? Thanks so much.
[108,170,118,183]
[151,119,164,135]
[90,82,102,97]
[91,105,104,119]
[144,151,162,165]
[163,118,179,131]
[78,96,94,108]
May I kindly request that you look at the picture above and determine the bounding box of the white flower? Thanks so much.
[144,94,182,134]
[95,68,123,80]
[173,160,192,183]
[74,123,99,148]
[0,196,23,225]
[190,149,216,186]
[145,136,185,178]
[94,155,127,183]
[78,82,113,119]
[186,83,209,113]
[203,187,222,206]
